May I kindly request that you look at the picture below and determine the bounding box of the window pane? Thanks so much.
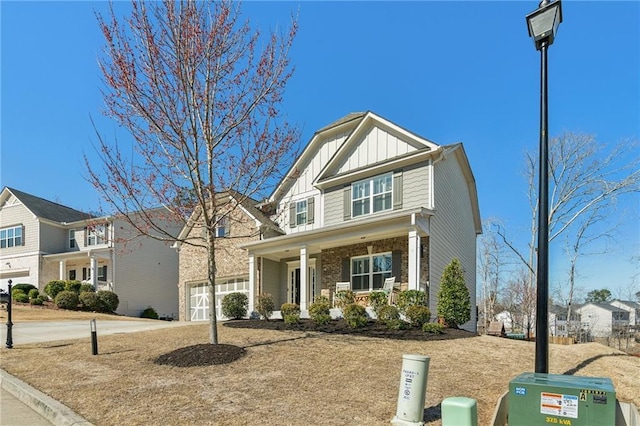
[352,275,368,291]
[352,199,369,217]
[373,254,392,272]
[14,227,22,238]
[373,174,392,194]
[373,193,392,212]
[7,229,13,238]
[352,181,369,199]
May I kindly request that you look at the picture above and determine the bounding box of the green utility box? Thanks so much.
[509,372,616,426]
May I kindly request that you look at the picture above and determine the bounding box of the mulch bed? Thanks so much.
[153,319,475,367]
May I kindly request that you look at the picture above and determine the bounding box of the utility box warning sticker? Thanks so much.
[540,392,579,419]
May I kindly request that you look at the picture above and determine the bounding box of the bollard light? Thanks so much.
[90,318,98,355]
[5,279,13,349]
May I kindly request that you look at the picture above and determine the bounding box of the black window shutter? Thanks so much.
[392,251,401,282]
[343,185,351,220]
[341,258,350,282]
[393,171,403,210]
[307,197,315,224]
[289,203,296,228]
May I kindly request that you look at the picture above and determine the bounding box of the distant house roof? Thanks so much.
[3,187,92,223]
[611,299,640,310]
[577,302,627,313]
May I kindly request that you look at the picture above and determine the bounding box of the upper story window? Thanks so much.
[289,197,315,228]
[69,230,76,248]
[215,216,229,238]
[87,224,108,246]
[352,173,393,217]
[0,225,23,248]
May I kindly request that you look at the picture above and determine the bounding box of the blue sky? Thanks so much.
[1,1,638,299]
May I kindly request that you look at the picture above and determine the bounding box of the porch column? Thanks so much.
[300,246,308,311]
[248,254,256,316]
[90,257,97,289]
[59,260,66,280]
[408,229,421,291]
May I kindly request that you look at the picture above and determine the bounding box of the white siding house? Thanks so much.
[575,303,630,338]
[0,187,179,318]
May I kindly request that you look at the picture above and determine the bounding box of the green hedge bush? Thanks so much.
[221,292,248,319]
[12,283,37,294]
[368,291,388,318]
[79,291,101,311]
[97,290,119,313]
[65,280,82,294]
[255,293,275,320]
[396,290,428,314]
[405,305,431,327]
[45,280,66,299]
[141,306,159,319]
[422,322,445,334]
[12,289,29,303]
[28,289,39,299]
[55,291,79,310]
[309,298,332,325]
[280,303,300,324]
[79,283,95,293]
[334,289,355,309]
[343,303,367,328]
[377,305,400,324]
[31,295,46,305]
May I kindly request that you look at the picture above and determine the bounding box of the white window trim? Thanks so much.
[351,251,393,292]
[0,225,22,248]
[351,172,393,218]
[296,200,307,226]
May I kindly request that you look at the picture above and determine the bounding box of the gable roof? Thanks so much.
[611,299,640,310]
[576,302,627,313]
[1,187,92,224]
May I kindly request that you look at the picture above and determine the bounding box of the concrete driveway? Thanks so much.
[0,319,193,345]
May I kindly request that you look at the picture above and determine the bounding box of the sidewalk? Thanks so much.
[0,369,93,426]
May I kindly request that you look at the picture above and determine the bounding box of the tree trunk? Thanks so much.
[207,233,218,345]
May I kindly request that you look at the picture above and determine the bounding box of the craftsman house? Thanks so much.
[175,112,481,331]
[0,187,179,318]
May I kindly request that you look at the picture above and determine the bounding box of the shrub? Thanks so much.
[334,289,355,309]
[368,291,389,318]
[80,283,95,293]
[141,306,159,319]
[255,293,275,320]
[55,291,79,310]
[31,295,46,305]
[386,318,408,330]
[97,290,120,313]
[422,322,445,334]
[280,303,300,317]
[45,280,66,299]
[12,283,37,294]
[65,280,82,294]
[79,291,101,311]
[405,305,431,327]
[343,303,367,328]
[314,294,330,305]
[436,258,471,328]
[283,313,300,324]
[309,298,332,325]
[221,292,248,319]
[396,290,428,314]
[13,290,29,303]
[28,289,40,299]
[377,305,400,324]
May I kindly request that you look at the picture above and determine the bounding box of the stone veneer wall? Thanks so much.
[178,206,261,321]
[320,235,430,294]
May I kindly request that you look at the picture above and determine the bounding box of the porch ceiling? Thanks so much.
[241,207,432,261]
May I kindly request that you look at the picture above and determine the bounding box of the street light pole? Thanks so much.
[536,40,550,374]
[526,0,562,374]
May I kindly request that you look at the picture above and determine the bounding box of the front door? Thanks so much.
[288,261,317,306]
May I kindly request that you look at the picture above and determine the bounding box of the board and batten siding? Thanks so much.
[337,126,419,175]
[430,155,478,332]
[278,132,349,233]
[112,217,179,319]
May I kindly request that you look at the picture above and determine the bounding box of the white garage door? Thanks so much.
[188,277,249,321]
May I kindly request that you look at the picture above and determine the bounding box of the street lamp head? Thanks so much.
[526,0,563,50]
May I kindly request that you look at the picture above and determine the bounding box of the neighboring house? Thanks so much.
[176,192,282,321]
[239,111,481,331]
[549,304,580,337]
[0,187,179,318]
[575,302,630,338]
[609,299,640,330]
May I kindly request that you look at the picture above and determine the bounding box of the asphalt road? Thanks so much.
[0,319,193,346]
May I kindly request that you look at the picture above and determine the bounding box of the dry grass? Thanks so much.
[1,307,639,426]
[0,303,145,322]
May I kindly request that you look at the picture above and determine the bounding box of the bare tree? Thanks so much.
[501,267,536,338]
[496,133,639,318]
[85,0,299,344]
[477,219,513,333]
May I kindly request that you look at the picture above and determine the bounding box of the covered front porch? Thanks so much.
[241,208,432,315]
[42,249,113,291]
